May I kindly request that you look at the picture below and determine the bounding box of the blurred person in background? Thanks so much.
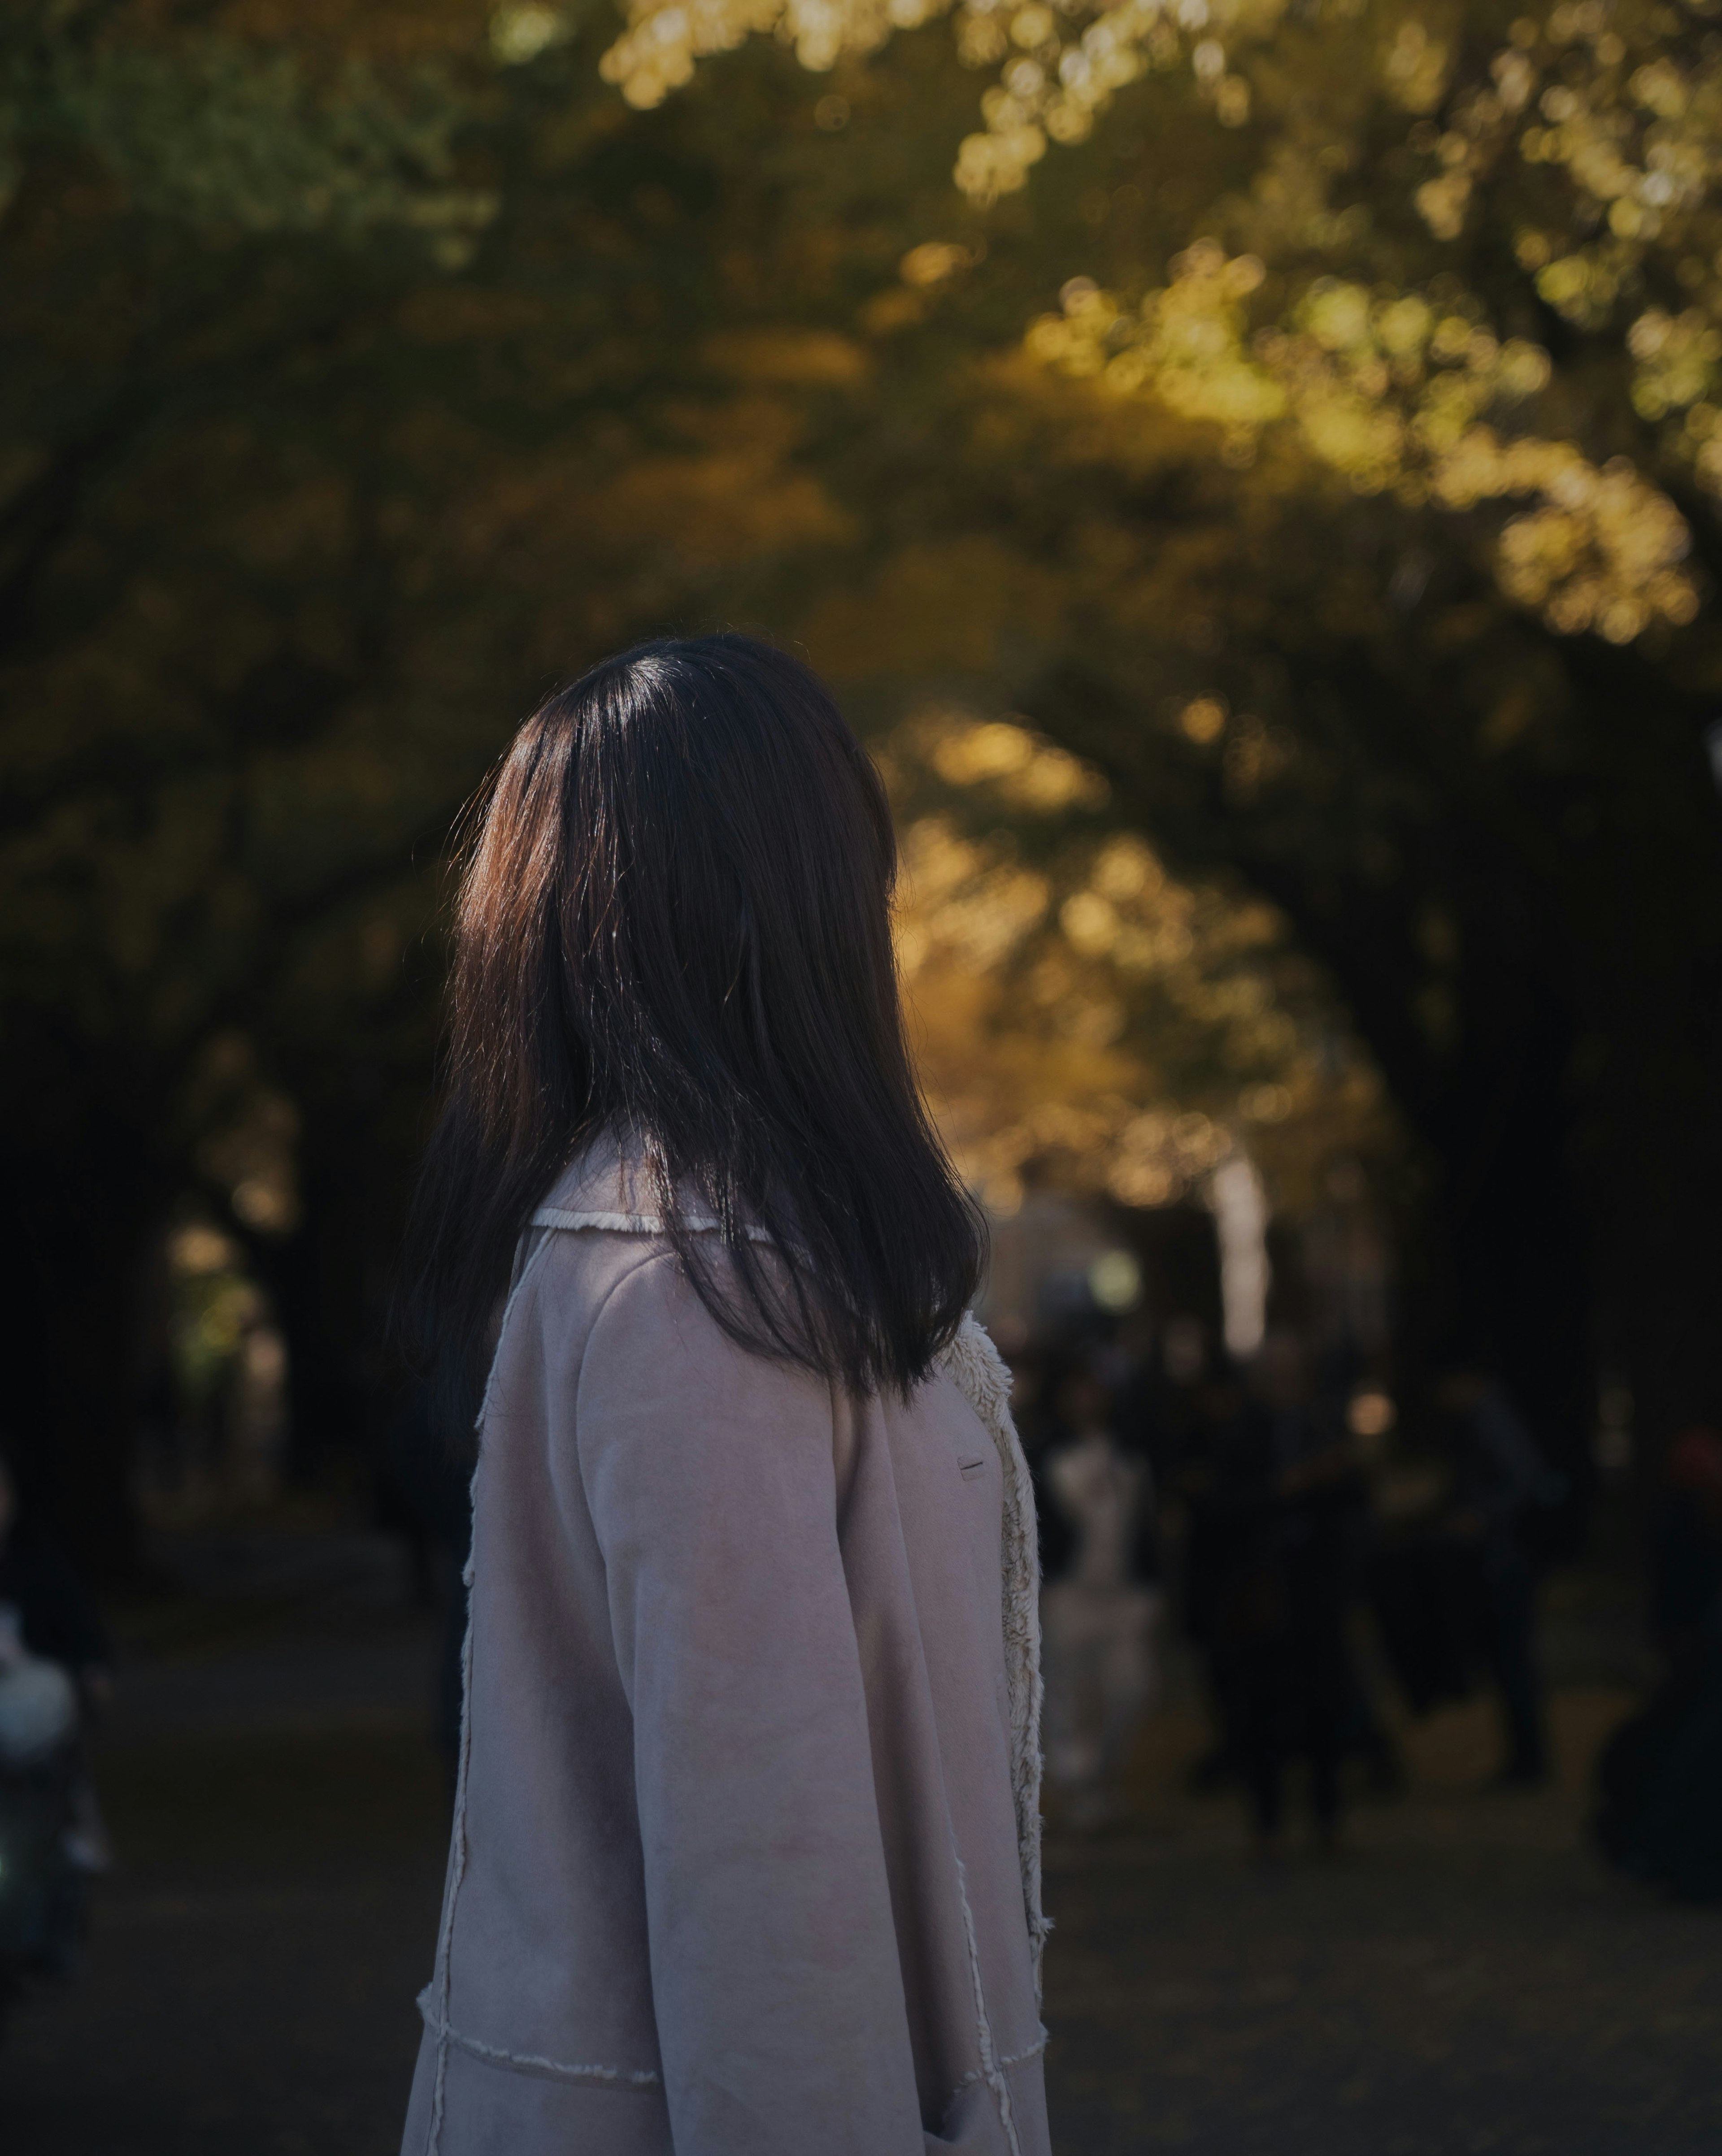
[1650,1426,1722,1687]
[1125,1311,1211,1499]
[1007,1342,1065,1573]
[1214,1331,1364,1857]
[1432,1364,1562,1788]
[0,1445,113,1996]
[0,1449,111,1709]
[1155,1322,1253,1796]
[1039,1364,1161,1829]
[396,636,1049,2156]
[1595,1425,1722,1900]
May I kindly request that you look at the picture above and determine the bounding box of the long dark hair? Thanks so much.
[402,632,984,1446]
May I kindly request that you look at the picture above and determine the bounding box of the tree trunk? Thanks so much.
[0,1120,172,1581]
[249,1091,421,1488]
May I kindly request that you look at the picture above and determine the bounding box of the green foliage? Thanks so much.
[0,6,493,244]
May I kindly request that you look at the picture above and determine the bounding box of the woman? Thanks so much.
[399,635,1050,2156]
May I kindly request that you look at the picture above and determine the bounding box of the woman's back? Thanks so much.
[397,634,1048,2152]
[403,1141,1050,2156]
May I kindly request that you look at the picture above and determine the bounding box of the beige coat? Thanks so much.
[401,1144,1051,2156]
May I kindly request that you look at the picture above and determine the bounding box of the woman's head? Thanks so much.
[404,633,984,1442]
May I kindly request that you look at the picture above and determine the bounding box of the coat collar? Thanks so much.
[534,1134,768,1240]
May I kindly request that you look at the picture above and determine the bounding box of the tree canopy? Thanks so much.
[6,0,1720,1557]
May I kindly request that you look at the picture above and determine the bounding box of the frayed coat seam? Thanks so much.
[952,1846,1026,2156]
[937,2032,1050,2125]
[417,1993,662,2091]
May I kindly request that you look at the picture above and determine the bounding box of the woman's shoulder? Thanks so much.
[517,1200,673,1345]
[517,1146,745,1380]
[535,1130,659,1229]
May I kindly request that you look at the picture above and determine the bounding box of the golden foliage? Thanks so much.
[597,0,954,109]
[1028,247,1697,641]
[889,711,1390,1216]
[612,0,1722,650]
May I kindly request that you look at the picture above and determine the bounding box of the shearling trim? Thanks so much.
[936,1313,1050,2000]
[531,1205,771,1241]
[417,1993,662,2091]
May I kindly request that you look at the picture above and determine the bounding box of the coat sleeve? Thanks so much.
[570,1251,928,2156]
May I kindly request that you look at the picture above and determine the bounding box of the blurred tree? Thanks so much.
[986,0,1722,1475]
[641,0,1722,1477]
[11,0,1722,1568]
[0,1,978,1561]
[0,0,498,1562]
[884,706,1391,1217]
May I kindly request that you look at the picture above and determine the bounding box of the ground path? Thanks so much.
[0,1524,1716,2155]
